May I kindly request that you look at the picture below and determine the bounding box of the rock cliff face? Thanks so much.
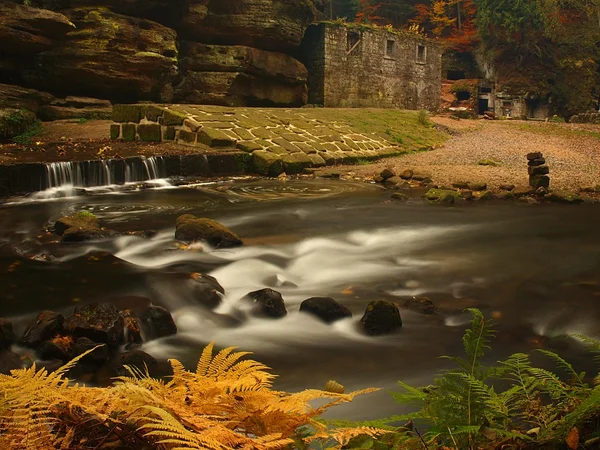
[0,0,315,109]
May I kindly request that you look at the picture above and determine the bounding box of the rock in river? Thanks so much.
[139,305,177,340]
[63,303,124,348]
[299,297,352,324]
[175,214,243,248]
[360,300,402,335]
[242,288,287,318]
[21,310,64,348]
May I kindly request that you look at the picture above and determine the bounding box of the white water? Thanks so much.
[34,156,169,200]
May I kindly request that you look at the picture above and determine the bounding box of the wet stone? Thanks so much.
[527,152,543,160]
[140,305,177,340]
[360,300,402,335]
[300,297,352,324]
[63,303,124,348]
[21,311,64,348]
[242,288,287,318]
[528,158,546,167]
[528,165,550,176]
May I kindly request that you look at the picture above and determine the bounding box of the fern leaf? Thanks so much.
[196,341,215,376]
[536,349,585,387]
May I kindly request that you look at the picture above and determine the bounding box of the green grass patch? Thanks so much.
[12,120,43,145]
[515,122,600,141]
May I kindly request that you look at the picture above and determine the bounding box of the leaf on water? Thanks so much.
[566,427,579,450]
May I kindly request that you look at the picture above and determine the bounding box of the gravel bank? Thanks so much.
[326,118,600,191]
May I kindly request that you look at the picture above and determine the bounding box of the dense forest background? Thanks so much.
[314,0,600,116]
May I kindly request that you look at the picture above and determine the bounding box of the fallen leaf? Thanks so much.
[566,427,579,450]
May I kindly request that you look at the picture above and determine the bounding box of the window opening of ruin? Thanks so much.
[386,39,396,57]
[347,31,361,56]
[416,45,426,63]
[479,86,492,93]
[456,91,471,101]
[447,70,465,80]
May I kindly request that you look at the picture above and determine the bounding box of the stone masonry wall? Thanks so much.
[303,24,442,110]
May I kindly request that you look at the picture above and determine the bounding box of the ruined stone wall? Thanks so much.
[305,24,442,110]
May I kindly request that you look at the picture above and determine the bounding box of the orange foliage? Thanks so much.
[355,0,383,24]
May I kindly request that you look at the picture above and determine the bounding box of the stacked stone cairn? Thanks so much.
[527,152,550,189]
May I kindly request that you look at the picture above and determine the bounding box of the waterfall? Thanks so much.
[38,156,168,198]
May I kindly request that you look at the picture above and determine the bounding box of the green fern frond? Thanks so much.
[536,349,586,387]
[570,334,600,364]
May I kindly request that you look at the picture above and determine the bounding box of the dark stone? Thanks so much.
[71,337,109,366]
[0,319,15,351]
[545,190,584,204]
[527,158,546,167]
[140,305,177,340]
[499,184,515,191]
[391,180,411,190]
[37,340,70,362]
[403,297,437,314]
[64,303,124,347]
[360,300,402,335]
[529,175,550,189]
[399,169,414,180]
[535,186,549,197]
[383,176,403,187]
[476,190,494,201]
[513,186,534,197]
[391,192,408,201]
[242,288,287,318]
[0,351,21,374]
[412,172,432,182]
[461,189,473,200]
[439,193,456,204]
[122,123,136,141]
[527,152,543,160]
[468,182,487,191]
[380,168,395,180]
[528,165,550,176]
[299,297,352,324]
[189,273,224,309]
[38,359,64,373]
[452,181,469,189]
[163,126,176,141]
[120,309,143,345]
[497,191,514,200]
[21,311,64,348]
[137,124,161,142]
[115,350,158,376]
[175,214,243,248]
[110,124,120,140]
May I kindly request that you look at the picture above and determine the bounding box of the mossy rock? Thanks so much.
[54,212,99,236]
[122,124,136,141]
[478,159,502,167]
[425,188,460,202]
[137,124,161,142]
[281,152,311,174]
[112,104,143,123]
[175,214,243,248]
[252,150,284,176]
[545,190,583,204]
[161,109,187,126]
[267,145,288,155]
[145,105,164,122]
[233,128,254,141]
[308,153,326,167]
[178,130,197,144]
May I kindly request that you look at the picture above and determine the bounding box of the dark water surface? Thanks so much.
[1,179,600,419]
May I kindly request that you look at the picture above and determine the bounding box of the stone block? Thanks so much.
[236,140,263,152]
[110,124,120,140]
[145,105,163,122]
[308,153,326,167]
[178,130,197,144]
[121,123,136,141]
[281,152,311,174]
[163,126,176,141]
[528,165,549,176]
[233,127,254,140]
[319,151,336,165]
[112,104,143,123]
[184,118,202,132]
[295,142,317,154]
[252,150,284,176]
[162,109,187,126]
[267,145,287,155]
[253,127,275,139]
[198,128,235,147]
[529,175,550,189]
[207,152,251,174]
[137,124,161,142]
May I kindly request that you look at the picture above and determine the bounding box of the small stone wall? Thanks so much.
[110,104,404,176]
[570,112,600,124]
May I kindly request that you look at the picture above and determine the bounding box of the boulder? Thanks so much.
[0,83,55,113]
[190,273,224,309]
[528,158,546,167]
[399,169,414,180]
[242,288,287,318]
[140,305,177,340]
[0,351,21,375]
[545,190,583,204]
[528,165,550,176]
[529,175,550,189]
[179,0,316,54]
[499,184,515,191]
[412,172,432,182]
[71,336,109,366]
[403,297,437,314]
[468,182,487,191]
[120,309,143,345]
[114,350,158,376]
[37,339,70,361]
[63,303,124,347]
[425,188,460,203]
[360,300,402,335]
[39,96,112,121]
[61,226,117,242]
[379,168,395,180]
[0,319,15,351]
[175,214,243,248]
[27,8,178,102]
[21,310,64,347]
[383,176,403,187]
[299,297,352,324]
[527,152,543,160]
[54,212,99,235]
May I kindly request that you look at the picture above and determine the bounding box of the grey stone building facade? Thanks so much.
[301,23,442,110]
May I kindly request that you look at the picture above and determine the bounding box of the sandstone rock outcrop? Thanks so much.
[25,8,178,101]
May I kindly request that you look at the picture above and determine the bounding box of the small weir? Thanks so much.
[40,156,168,197]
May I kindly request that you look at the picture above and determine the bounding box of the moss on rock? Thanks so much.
[252,150,284,176]
[175,215,243,248]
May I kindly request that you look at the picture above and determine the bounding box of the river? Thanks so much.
[1,179,599,419]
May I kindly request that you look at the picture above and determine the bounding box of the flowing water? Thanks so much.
[1,179,600,419]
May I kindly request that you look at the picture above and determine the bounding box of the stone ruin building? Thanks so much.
[301,23,443,110]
